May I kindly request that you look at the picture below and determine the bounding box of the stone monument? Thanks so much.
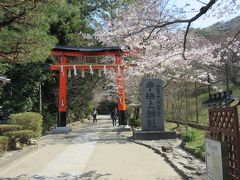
[133,79,176,140]
[141,79,164,131]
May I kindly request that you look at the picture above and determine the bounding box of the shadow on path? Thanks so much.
[39,117,132,146]
[2,170,112,180]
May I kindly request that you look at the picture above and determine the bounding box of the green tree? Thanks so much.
[0,1,58,63]
[0,63,53,113]
[0,0,135,130]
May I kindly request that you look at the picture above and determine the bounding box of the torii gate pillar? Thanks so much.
[58,56,67,127]
[115,55,127,125]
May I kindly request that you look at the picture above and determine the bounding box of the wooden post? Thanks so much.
[115,55,127,125]
[195,81,199,124]
[58,56,67,127]
[39,82,42,114]
[185,86,188,129]
[207,73,211,97]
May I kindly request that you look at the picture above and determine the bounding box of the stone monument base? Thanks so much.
[133,130,177,140]
[114,125,131,132]
[51,127,71,134]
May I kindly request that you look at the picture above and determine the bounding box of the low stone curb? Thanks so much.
[0,145,38,169]
[130,139,206,180]
[180,143,205,162]
[131,139,189,180]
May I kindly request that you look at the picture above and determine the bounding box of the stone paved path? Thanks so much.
[0,115,184,180]
[133,140,206,180]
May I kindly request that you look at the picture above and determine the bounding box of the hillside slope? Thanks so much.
[195,16,240,42]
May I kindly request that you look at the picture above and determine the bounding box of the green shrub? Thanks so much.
[128,117,141,128]
[9,112,43,137]
[181,129,197,142]
[4,130,36,149]
[0,124,23,135]
[0,136,9,152]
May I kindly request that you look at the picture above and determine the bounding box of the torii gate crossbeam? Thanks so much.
[50,46,128,127]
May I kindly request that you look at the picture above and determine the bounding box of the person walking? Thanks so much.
[92,108,98,123]
[111,107,118,126]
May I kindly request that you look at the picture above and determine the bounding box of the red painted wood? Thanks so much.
[115,55,126,111]
[59,56,67,112]
[51,51,127,57]
[50,64,126,71]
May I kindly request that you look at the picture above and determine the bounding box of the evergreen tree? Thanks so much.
[0,1,57,63]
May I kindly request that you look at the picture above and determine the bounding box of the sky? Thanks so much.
[169,0,240,28]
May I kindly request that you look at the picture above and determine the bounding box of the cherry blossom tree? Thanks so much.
[94,0,240,105]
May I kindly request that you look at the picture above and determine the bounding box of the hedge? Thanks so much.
[9,112,43,137]
[0,124,23,135]
[0,136,9,153]
[4,130,36,149]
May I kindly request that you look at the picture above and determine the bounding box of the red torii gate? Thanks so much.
[50,46,128,127]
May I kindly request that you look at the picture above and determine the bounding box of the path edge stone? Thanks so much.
[129,139,190,180]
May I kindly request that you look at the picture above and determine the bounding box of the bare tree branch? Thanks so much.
[182,22,191,60]
[128,0,217,58]
[195,0,208,5]
[131,0,216,33]
[231,0,236,4]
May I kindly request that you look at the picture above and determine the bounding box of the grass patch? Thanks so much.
[165,122,187,134]
[165,122,206,160]
[184,129,206,161]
